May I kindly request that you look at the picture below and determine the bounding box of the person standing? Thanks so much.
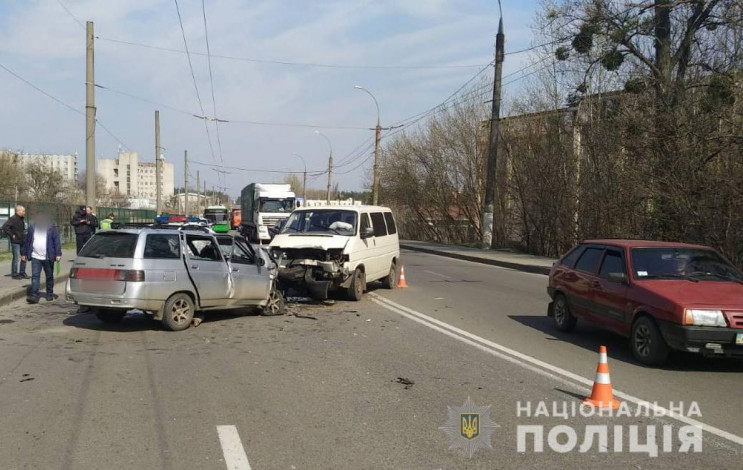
[22,212,61,303]
[2,205,28,280]
[99,212,115,230]
[71,205,94,254]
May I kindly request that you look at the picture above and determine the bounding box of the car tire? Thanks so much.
[95,308,126,324]
[381,261,397,289]
[552,294,577,332]
[631,316,669,366]
[261,284,285,316]
[162,293,195,332]
[347,268,365,301]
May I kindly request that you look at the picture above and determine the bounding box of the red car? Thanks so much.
[547,239,743,365]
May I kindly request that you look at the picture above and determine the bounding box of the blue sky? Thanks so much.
[0,0,542,197]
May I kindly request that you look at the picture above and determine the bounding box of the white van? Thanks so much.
[269,205,400,300]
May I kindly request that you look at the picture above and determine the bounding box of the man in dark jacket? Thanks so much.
[71,206,95,254]
[22,212,62,303]
[2,205,28,279]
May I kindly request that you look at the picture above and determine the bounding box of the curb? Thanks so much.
[400,243,553,276]
[0,274,70,307]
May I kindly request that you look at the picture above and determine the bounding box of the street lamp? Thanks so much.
[354,85,382,205]
[292,153,307,203]
[314,130,333,204]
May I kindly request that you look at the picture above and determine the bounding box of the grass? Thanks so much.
[0,242,76,263]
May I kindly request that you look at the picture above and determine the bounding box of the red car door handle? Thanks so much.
[591,280,601,288]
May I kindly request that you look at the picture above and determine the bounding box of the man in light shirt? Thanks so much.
[21,211,62,304]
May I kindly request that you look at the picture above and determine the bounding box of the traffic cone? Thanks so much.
[583,345,621,409]
[397,265,409,288]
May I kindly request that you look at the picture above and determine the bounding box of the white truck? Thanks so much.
[240,183,296,243]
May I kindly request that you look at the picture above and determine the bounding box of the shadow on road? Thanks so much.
[509,314,743,373]
[63,308,260,332]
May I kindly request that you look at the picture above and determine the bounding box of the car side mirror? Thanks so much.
[607,272,628,285]
[360,227,374,239]
[257,257,266,266]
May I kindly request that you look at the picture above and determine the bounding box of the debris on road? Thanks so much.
[192,313,205,327]
[20,373,34,383]
[395,377,415,389]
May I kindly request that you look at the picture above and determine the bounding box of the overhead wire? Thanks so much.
[0,62,131,150]
[173,0,217,165]
[201,0,224,177]
[55,0,85,29]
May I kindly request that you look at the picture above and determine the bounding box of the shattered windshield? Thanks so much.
[281,210,357,236]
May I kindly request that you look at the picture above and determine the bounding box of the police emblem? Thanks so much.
[439,397,498,458]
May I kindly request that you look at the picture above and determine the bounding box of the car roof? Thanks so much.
[295,205,392,212]
[581,239,711,249]
[106,228,215,236]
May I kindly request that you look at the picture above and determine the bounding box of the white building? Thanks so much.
[16,153,78,182]
[98,151,174,205]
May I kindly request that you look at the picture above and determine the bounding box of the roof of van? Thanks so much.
[295,205,391,212]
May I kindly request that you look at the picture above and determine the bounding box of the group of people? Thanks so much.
[1,205,116,303]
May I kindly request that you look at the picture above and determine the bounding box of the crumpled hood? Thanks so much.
[270,233,350,251]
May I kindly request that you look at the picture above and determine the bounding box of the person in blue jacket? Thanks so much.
[21,212,62,304]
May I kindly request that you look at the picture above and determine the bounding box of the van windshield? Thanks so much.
[79,232,138,258]
[281,210,357,236]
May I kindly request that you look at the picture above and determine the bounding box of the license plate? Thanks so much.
[736,333,743,345]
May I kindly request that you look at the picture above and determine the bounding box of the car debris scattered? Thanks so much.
[395,377,415,389]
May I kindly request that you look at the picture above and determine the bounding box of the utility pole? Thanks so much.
[155,110,162,215]
[85,21,96,212]
[204,180,207,206]
[184,150,189,217]
[373,123,381,205]
[196,170,201,216]
[482,11,505,249]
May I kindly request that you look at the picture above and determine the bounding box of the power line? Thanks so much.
[94,82,374,130]
[201,0,224,168]
[0,61,130,150]
[55,0,85,29]
[189,159,327,175]
[173,0,217,164]
[95,36,490,70]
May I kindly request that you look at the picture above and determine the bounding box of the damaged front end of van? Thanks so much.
[270,244,353,300]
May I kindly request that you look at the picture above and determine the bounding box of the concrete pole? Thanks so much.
[482,17,504,249]
[155,110,162,215]
[184,150,189,217]
[196,170,201,216]
[373,123,381,205]
[85,21,96,212]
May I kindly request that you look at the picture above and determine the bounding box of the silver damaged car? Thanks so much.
[66,228,284,330]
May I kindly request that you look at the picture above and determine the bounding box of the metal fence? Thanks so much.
[0,201,156,253]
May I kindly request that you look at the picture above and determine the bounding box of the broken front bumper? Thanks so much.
[275,258,350,300]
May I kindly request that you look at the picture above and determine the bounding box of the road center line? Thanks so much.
[217,425,252,470]
[369,293,743,448]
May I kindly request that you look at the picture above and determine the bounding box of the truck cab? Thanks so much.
[240,183,296,243]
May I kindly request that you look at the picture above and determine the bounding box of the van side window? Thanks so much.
[186,236,222,262]
[370,212,387,237]
[144,234,180,259]
[360,213,371,233]
[383,212,397,234]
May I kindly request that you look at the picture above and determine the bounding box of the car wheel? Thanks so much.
[162,293,195,332]
[381,261,397,289]
[261,284,286,316]
[631,316,669,366]
[95,308,126,324]
[347,268,365,301]
[552,294,577,332]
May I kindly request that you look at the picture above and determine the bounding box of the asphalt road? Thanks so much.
[0,249,741,469]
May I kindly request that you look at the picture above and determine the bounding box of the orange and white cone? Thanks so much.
[583,345,621,409]
[397,265,409,288]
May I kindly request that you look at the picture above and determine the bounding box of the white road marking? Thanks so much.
[423,269,451,279]
[217,425,252,470]
[369,293,743,448]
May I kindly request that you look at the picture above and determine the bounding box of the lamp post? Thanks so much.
[354,85,382,205]
[292,153,307,203]
[314,130,333,204]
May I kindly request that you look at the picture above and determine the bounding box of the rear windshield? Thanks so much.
[78,232,138,258]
